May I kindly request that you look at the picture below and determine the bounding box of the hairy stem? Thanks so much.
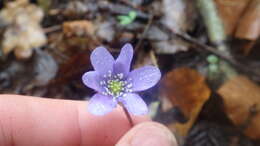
[122,105,134,127]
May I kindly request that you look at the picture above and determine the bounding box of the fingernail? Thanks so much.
[130,123,176,146]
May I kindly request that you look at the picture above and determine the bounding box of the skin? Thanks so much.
[0,94,177,146]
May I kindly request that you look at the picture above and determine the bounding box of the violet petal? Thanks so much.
[128,66,161,92]
[121,93,148,115]
[88,94,117,115]
[114,43,133,75]
[82,71,103,92]
[90,46,115,75]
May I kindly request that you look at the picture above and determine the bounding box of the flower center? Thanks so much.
[100,71,133,98]
[107,80,123,95]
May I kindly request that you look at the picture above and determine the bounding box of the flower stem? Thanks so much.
[122,105,134,127]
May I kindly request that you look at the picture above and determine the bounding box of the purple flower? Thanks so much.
[82,43,161,116]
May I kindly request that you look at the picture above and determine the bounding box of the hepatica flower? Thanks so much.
[82,43,161,116]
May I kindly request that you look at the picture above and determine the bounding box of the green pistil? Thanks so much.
[108,80,123,95]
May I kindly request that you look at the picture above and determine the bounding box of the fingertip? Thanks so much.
[116,122,178,146]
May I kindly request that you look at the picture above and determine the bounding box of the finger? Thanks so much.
[116,122,177,146]
[0,95,149,146]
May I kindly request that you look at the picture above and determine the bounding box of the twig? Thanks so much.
[119,0,142,10]
[43,25,61,34]
[134,15,154,52]
[157,22,260,78]
[122,105,134,127]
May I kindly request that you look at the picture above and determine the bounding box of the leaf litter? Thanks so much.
[0,0,259,145]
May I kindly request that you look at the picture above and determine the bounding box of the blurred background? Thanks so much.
[0,0,259,145]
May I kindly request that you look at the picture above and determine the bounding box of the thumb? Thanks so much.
[116,122,178,146]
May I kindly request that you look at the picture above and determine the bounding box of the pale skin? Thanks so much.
[0,95,177,146]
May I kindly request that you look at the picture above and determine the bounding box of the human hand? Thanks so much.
[0,95,177,146]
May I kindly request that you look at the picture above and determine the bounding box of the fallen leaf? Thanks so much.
[53,50,91,85]
[0,49,57,93]
[0,0,46,59]
[218,75,260,139]
[157,0,195,54]
[214,0,251,35]
[145,26,190,54]
[62,1,94,18]
[161,67,211,136]
[235,0,260,40]
[162,0,197,33]
[32,49,58,86]
[153,39,190,54]
[63,20,96,37]
[96,21,115,42]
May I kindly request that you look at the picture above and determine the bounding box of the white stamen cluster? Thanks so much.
[100,70,133,98]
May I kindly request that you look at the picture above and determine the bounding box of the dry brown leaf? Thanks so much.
[162,0,196,33]
[161,67,211,136]
[63,20,96,37]
[215,0,260,40]
[96,21,116,42]
[218,75,260,139]
[0,0,46,59]
[157,0,195,54]
[53,50,91,85]
[235,0,260,40]
[214,0,251,35]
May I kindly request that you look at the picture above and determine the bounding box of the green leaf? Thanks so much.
[117,15,128,20]
[207,55,219,64]
[120,18,132,25]
[117,11,137,25]
[128,11,137,20]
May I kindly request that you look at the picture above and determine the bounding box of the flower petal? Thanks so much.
[82,71,103,92]
[114,43,133,75]
[128,66,161,92]
[90,46,115,75]
[88,94,117,115]
[120,93,148,115]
